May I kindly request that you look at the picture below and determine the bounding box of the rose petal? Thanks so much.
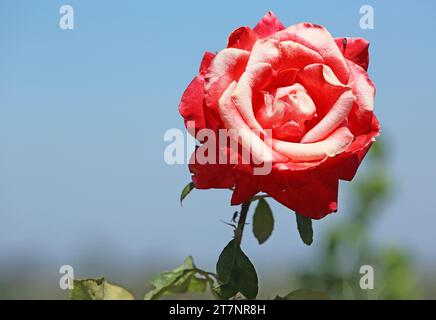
[227,26,259,51]
[199,51,216,74]
[205,48,250,110]
[275,83,317,123]
[262,168,338,219]
[272,116,379,177]
[253,11,285,38]
[279,40,324,70]
[179,75,206,132]
[337,116,379,180]
[273,23,350,84]
[335,37,370,71]
[273,159,327,171]
[247,38,282,69]
[301,90,355,143]
[232,62,275,133]
[189,146,235,189]
[218,81,287,163]
[297,63,350,118]
[269,67,298,88]
[337,140,372,181]
[346,61,376,135]
[273,121,304,142]
[272,127,354,161]
[230,165,260,205]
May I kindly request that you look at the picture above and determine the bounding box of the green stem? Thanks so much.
[195,269,218,280]
[234,201,251,246]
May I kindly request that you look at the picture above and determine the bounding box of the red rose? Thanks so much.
[179,12,379,219]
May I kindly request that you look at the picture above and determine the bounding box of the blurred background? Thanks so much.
[0,0,435,299]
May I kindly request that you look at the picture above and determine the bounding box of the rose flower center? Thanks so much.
[255,83,316,142]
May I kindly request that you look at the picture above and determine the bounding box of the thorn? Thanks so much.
[232,211,239,223]
[220,220,237,229]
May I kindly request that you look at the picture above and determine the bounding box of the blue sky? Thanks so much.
[1,0,435,280]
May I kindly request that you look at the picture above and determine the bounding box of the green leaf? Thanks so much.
[70,278,105,300]
[215,239,258,299]
[252,198,274,244]
[144,256,210,299]
[175,255,196,271]
[70,278,135,300]
[168,271,195,294]
[186,276,209,293]
[213,283,238,299]
[180,182,195,205]
[296,213,313,245]
[283,289,329,300]
[169,272,208,295]
[144,256,194,300]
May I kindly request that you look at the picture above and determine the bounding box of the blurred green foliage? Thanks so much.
[295,139,422,299]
